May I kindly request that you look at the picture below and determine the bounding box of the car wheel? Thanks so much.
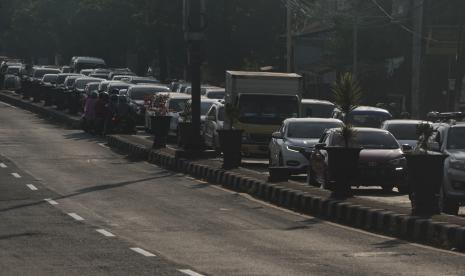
[439,186,459,215]
[397,184,409,195]
[382,184,394,193]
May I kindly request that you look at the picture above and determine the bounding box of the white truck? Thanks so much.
[225,71,302,156]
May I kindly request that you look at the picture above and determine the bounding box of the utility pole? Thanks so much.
[286,0,292,72]
[184,0,206,149]
[411,0,424,119]
[353,17,358,77]
[452,2,465,111]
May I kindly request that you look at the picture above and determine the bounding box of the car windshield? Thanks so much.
[239,95,299,125]
[206,91,225,99]
[43,75,58,83]
[65,77,79,87]
[347,112,391,128]
[201,102,215,115]
[129,88,162,100]
[287,121,342,139]
[169,99,189,112]
[34,69,60,79]
[385,123,420,140]
[86,83,99,91]
[131,78,160,84]
[76,79,99,89]
[57,75,77,85]
[333,131,399,149]
[302,103,335,118]
[7,67,20,74]
[447,127,465,150]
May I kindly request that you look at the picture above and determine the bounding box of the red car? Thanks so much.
[309,127,409,193]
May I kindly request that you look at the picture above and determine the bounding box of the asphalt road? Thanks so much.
[2,101,465,276]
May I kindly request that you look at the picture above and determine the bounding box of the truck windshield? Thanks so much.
[238,95,299,125]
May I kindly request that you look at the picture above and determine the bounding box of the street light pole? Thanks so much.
[353,17,358,77]
[286,0,292,72]
[184,0,205,149]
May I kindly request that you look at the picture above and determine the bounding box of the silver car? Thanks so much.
[381,119,433,149]
[431,122,465,215]
[268,118,343,174]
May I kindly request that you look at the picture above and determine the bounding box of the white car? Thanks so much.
[301,99,335,118]
[381,119,432,149]
[269,118,344,174]
[203,101,225,151]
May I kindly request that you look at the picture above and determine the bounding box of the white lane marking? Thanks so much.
[44,198,58,205]
[96,229,115,237]
[98,143,110,149]
[11,173,21,178]
[68,213,84,221]
[130,247,156,257]
[26,184,38,191]
[0,163,7,168]
[178,269,206,276]
[0,102,17,109]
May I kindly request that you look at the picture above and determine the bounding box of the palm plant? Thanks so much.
[332,72,362,148]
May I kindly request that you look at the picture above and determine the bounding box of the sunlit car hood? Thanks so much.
[286,138,319,148]
[359,149,403,163]
[447,149,465,160]
[397,140,417,148]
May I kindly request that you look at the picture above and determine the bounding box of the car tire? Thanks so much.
[397,184,409,195]
[439,186,459,215]
[382,184,394,193]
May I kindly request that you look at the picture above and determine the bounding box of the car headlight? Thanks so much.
[450,159,465,171]
[286,144,303,153]
[389,157,407,166]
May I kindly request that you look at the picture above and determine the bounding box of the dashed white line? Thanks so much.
[130,247,156,257]
[178,269,205,276]
[44,198,58,205]
[68,213,84,221]
[98,143,110,149]
[11,173,21,178]
[96,229,115,237]
[26,184,38,191]
[0,163,7,168]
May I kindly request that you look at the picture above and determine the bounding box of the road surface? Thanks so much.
[1,100,465,275]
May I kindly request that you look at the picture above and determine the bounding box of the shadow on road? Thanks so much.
[0,171,175,214]
[63,132,106,142]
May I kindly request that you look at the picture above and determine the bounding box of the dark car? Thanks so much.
[310,127,408,193]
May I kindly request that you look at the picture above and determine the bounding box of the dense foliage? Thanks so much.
[0,0,285,82]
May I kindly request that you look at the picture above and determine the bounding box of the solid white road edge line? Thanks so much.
[0,163,7,168]
[178,269,206,276]
[44,198,58,205]
[11,173,21,178]
[130,247,156,257]
[26,184,38,191]
[68,213,84,221]
[96,229,115,237]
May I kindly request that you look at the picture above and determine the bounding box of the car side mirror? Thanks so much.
[314,143,326,150]
[272,132,283,140]
[401,144,413,152]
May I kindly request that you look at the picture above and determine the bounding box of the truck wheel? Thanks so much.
[439,187,459,215]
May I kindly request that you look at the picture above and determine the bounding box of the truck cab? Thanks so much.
[225,71,302,156]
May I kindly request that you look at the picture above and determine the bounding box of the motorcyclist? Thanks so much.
[82,91,98,132]
[94,92,109,135]
[104,94,119,135]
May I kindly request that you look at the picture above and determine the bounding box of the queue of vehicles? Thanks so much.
[2,57,465,214]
